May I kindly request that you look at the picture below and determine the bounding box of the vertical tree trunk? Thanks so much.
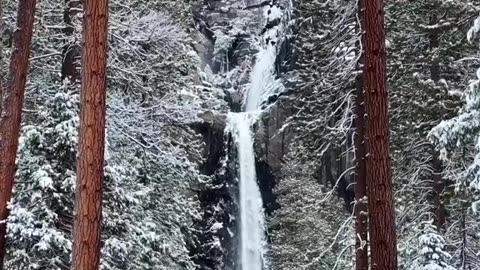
[62,0,81,81]
[324,149,335,188]
[354,1,368,269]
[428,10,446,230]
[432,153,446,229]
[0,0,3,112]
[0,0,36,267]
[354,82,368,270]
[71,0,109,269]
[460,198,467,269]
[336,144,354,212]
[362,0,398,269]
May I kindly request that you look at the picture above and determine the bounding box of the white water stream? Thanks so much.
[225,3,286,269]
[228,113,266,270]
[227,22,280,270]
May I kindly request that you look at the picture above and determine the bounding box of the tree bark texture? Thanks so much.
[362,0,398,269]
[432,153,446,229]
[354,1,368,269]
[62,0,81,81]
[0,0,36,268]
[71,0,109,269]
[428,10,446,230]
[0,0,4,113]
[354,83,369,270]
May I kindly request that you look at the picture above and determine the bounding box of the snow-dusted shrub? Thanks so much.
[408,221,456,270]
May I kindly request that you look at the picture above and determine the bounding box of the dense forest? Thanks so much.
[1,0,480,269]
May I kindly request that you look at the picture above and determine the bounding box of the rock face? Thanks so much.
[255,96,293,178]
[192,30,214,70]
[190,1,297,269]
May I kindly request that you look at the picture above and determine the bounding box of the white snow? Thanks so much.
[467,16,480,43]
[266,5,282,22]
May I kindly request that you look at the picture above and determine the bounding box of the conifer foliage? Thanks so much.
[409,221,456,270]
[4,0,480,269]
[7,84,78,269]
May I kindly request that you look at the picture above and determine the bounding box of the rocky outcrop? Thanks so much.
[254,97,292,178]
[189,1,297,269]
[190,113,237,270]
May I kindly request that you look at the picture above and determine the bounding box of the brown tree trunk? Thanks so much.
[354,87,368,270]
[71,0,109,269]
[354,1,368,269]
[428,10,446,230]
[0,0,3,113]
[362,0,398,269]
[0,0,36,267]
[62,0,81,81]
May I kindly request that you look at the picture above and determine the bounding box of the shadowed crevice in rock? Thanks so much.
[191,111,227,175]
[255,160,280,216]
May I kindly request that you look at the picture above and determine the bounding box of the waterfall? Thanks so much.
[227,41,278,270]
[225,3,286,270]
[245,45,278,112]
[227,113,266,270]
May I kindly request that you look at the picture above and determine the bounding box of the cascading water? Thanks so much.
[245,45,278,112]
[227,113,266,270]
[226,4,285,270]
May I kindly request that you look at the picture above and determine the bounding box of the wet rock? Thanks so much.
[190,111,237,270]
[256,160,280,216]
[192,31,214,70]
[254,96,293,178]
[198,111,227,130]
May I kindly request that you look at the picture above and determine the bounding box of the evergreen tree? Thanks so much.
[4,0,206,269]
[408,221,456,270]
[6,83,78,270]
[385,1,480,267]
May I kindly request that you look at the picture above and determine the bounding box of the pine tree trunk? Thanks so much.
[354,1,368,269]
[428,10,446,230]
[336,144,354,212]
[362,0,398,269]
[0,0,36,267]
[71,0,109,269]
[354,89,368,270]
[62,0,81,81]
[0,0,3,113]
[432,153,446,228]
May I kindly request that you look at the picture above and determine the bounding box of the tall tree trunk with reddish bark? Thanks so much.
[0,0,36,268]
[0,0,4,112]
[71,0,109,269]
[354,1,368,269]
[362,0,398,269]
